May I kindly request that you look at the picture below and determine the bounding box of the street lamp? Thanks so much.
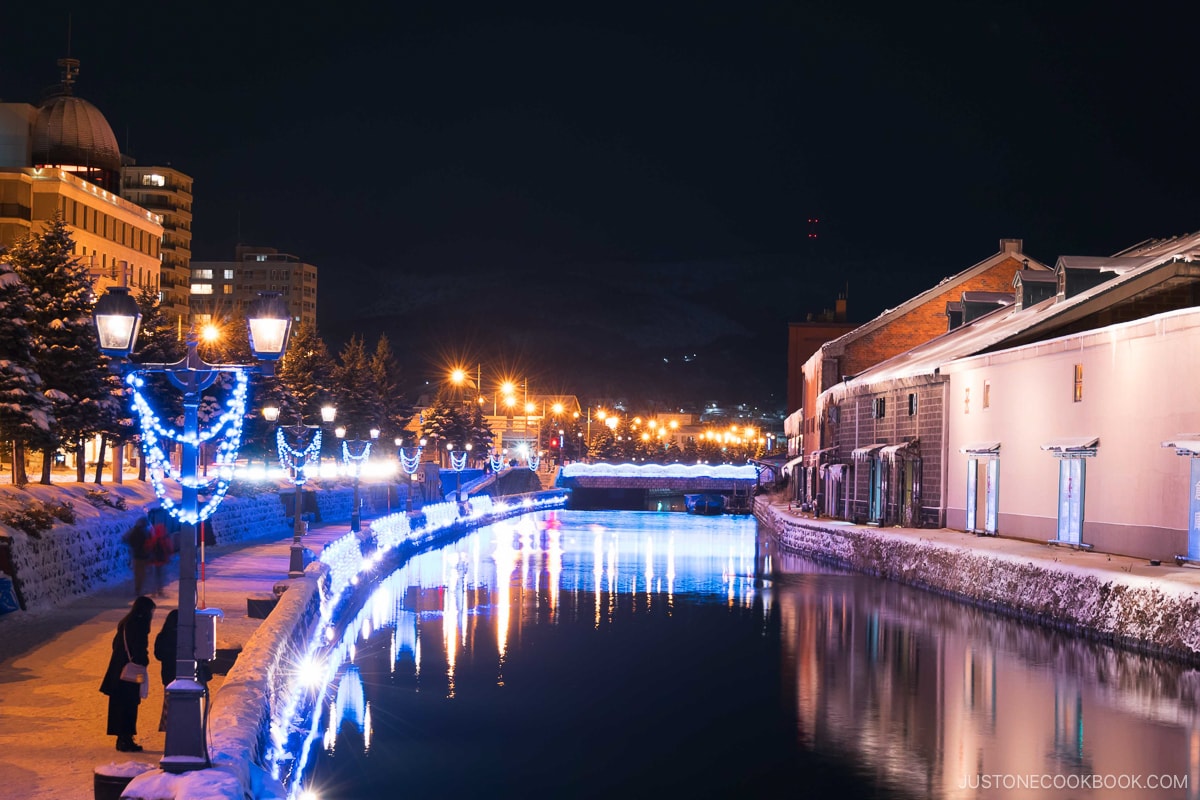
[447,442,472,502]
[269,403,336,577]
[337,426,379,532]
[93,288,291,773]
[397,436,426,512]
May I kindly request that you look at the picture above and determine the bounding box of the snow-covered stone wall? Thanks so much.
[0,485,356,611]
[6,509,146,611]
[755,499,1200,663]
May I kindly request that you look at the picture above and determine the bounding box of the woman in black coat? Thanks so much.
[99,595,156,751]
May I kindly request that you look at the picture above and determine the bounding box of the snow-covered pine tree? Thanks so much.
[9,214,115,483]
[368,334,407,440]
[130,286,186,480]
[333,335,376,438]
[0,254,53,486]
[276,321,336,424]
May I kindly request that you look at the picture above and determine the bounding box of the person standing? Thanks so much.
[153,608,211,732]
[123,516,150,597]
[146,519,172,598]
[99,595,156,752]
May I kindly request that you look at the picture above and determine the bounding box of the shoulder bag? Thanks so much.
[119,628,148,685]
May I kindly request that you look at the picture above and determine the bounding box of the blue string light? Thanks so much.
[400,448,423,475]
[449,450,467,471]
[277,428,323,485]
[127,370,250,525]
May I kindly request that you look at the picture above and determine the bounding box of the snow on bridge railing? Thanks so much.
[560,462,759,480]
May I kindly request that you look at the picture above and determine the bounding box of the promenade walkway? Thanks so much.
[0,512,368,800]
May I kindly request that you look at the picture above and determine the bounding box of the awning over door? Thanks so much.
[960,441,1001,455]
[780,455,805,477]
[1040,436,1099,453]
[1162,434,1200,456]
[806,447,838,463]
[851,443,887,460]
[880,439,919,461]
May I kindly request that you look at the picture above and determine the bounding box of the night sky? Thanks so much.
[4,3,1198,410]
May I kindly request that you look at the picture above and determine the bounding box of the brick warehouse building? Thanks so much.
[789,239,1049,513]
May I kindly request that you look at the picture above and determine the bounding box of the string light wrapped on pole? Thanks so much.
[266,403,337,577]
[93,288,291,774]
[337,426,379,532]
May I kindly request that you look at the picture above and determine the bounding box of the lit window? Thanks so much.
[142,173,166,187]
[983,381,990,409]
[194,269,213,279]
[222,285,233,294]
[224,269,234,280]
[1073,364,1083,403]
[191,283,213,294]
[195,314,212,325]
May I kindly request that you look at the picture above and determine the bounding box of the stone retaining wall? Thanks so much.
[3,486,356,611]
[755,498,1200,664]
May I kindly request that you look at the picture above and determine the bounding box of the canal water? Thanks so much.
[294,510,1200,799]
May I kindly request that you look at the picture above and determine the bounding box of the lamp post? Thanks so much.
[447,442,471,502]
[269,403,337,577]
[397,437,425,512]
[93,287,291,773]
[337,426,379,532]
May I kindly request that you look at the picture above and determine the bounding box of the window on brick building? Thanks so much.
[872,397,886,418]
[908,393,917,416]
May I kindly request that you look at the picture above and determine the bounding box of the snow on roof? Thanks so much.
[1056,255,1156,274]
[817,241,1050,354]
[828,229,1200,393]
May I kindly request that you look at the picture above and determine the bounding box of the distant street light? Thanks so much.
[337,426,379,532]
[270,403,337,577]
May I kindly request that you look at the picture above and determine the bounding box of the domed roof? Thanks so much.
[32,94,121,172]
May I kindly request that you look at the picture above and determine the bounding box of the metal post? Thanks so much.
[288,455,307,577]
[351,466,361,532]
[162,354,208,772]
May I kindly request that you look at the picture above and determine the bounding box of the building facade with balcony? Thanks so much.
[121,164,193,332]
[190,245,317,329]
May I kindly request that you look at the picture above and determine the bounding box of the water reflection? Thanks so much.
[769,537,1200,799]
[296,511,1200,800]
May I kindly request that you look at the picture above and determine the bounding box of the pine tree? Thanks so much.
[368,334,407,440]
[334,336,377,439]
[465,402,494,458]
[10,214,115,483]
[276,321,337,424]
[0,255,53,485]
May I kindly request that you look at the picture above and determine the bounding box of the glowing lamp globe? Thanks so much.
[92,286,142,357]
[246,292,292,360]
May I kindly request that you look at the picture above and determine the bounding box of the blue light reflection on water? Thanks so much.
[289,510,1200,800]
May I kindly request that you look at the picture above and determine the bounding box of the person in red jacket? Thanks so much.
[146,521,173,598]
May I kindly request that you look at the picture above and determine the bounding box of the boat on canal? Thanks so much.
[684,493,726,515]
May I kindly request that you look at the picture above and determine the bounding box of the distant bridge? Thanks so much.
[556,462,760,512]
